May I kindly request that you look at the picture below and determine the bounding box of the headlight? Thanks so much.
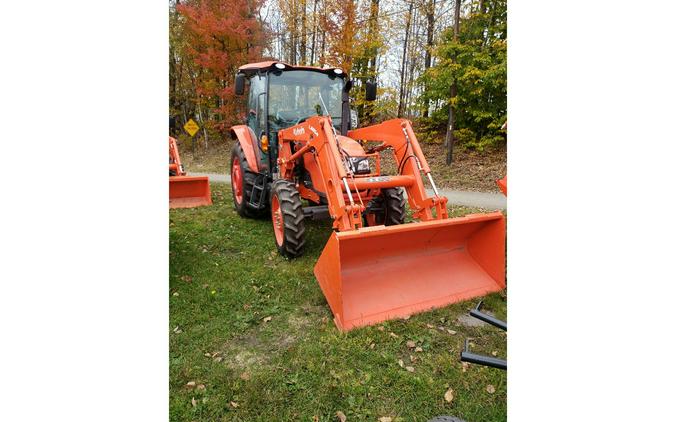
[348,157,370,175]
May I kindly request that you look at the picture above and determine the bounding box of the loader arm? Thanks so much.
[348,119,448,221]
[278,115,364,231]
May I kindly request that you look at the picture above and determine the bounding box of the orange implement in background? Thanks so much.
[497,176,507,196]
[169,137,212,209]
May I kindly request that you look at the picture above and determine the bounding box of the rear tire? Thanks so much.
[365,187,406,226]
[270,180,306,258]
[230,143,268,218]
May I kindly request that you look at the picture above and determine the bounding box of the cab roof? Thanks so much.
[237,60,347,77]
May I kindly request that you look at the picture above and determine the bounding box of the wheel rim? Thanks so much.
[365,213,378,227]
[271,195,284,245]
[231,157,244,204]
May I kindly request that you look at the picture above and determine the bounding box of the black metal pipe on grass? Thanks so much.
[460,350,507,370]
[470,301,507,331]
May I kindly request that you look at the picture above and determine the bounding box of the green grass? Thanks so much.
[170,183,506,422]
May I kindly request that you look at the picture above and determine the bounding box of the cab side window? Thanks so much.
[247,75,266,140]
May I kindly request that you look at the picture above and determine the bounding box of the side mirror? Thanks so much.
[365,80,377,101]
[350,110,359,129]
[234,73,245,95]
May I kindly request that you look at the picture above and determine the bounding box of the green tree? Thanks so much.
[420,0,506,151]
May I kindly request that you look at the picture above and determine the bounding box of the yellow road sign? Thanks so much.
[183,119,200,137]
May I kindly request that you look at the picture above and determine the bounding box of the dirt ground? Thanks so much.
[178,137,506,193]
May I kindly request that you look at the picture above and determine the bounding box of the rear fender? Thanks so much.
[230,125,260,173]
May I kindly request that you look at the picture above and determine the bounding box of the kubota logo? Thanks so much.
[293,127,305,136]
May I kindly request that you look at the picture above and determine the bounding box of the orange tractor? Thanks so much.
[169,136,212,209]
[230,61,505,331]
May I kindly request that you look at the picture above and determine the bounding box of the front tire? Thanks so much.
[270,180,306,258]
[364,187,406,226]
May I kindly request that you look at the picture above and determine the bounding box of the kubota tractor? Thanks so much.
[169,136,212,209]
[229,61,505,331]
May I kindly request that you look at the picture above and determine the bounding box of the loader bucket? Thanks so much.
[169,176,212,209]
[314,212,505,331]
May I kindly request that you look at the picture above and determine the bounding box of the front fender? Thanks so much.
[230,125,260,173]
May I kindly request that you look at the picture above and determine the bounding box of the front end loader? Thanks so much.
[169,136,212,209]
[229,61,505,331]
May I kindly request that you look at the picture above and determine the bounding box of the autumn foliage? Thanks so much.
[171,0,265,134]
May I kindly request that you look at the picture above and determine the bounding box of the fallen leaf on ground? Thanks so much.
[415,347,423,352]
[186,381,196,389]
[491,350,498,356]
[406,340,416,348]
[398,359,404,368]
[405,366,415,372]
[204,352,211,357]
[486,385,496,394]
[336,410,347,422]
[172,292,179,297]
[191,397,197,407]
[313,416,319,422]
[389,332,399,338]
[197,384,206,391]
[378,417,392,422]
[213,356,223,363]
[369,343,375,349]
[447,330,457,335]
[377,326,385,331]
[410,355,417,362]
[230,401,239,408]
[444,388,454,403]
[181,275,192,283]
[263,316,272,322]
[461,362,469,372]
[240,372,250,381]
[403,315,410,320]
[426,323,435,329]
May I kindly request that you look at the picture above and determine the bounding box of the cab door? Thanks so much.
[246,75,268,172]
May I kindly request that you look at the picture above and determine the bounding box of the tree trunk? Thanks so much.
[319,10,326,66]
[422,0,435,118]
[310,0,318,64]
[197,100,208,150]
[364,0,379,124]
[445,0,461,165]
[300,0,307,64]
[398,1,414,118]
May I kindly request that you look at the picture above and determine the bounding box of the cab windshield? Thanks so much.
[267,70,345,134]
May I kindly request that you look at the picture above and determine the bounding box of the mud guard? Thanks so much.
[230,125,260,173]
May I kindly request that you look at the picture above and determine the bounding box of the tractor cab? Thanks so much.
[233,61,374,175]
